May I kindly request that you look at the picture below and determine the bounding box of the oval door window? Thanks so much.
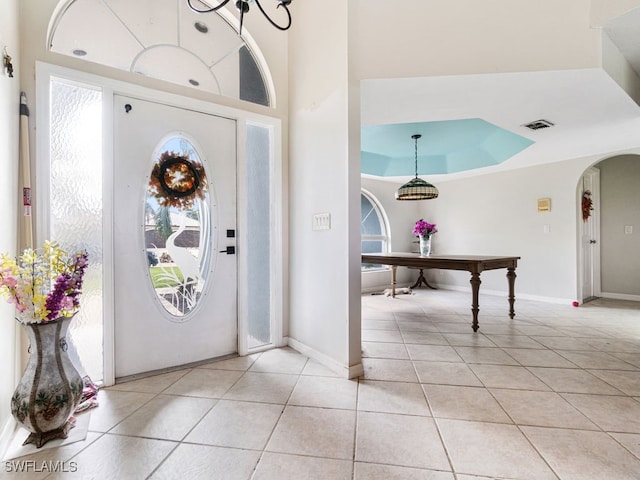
[145,136,212,320]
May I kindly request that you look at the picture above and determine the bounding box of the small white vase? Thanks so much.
[419,235,432,257]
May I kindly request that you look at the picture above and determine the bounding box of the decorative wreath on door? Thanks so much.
[582,190,593,222]
[149,151,208,209]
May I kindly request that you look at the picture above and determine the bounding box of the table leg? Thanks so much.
[470,272,481,332]
[410,269,437,289]
[507,267,517,319]
[391,265,397,298]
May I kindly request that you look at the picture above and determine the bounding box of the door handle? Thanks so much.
[589,240,597,244]
[219,246,236,254]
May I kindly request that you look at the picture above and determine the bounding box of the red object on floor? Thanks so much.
[572,301,579,307]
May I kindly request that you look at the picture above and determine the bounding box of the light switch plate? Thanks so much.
[625,225,633,234]
[312,213,331,231]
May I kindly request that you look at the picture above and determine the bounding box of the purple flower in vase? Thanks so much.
[412,219,438,237]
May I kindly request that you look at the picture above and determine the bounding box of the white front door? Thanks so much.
[113,96,237,378]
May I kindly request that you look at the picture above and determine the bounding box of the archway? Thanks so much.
[577,154,640,304]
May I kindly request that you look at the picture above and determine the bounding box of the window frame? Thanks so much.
[361,189,391,271]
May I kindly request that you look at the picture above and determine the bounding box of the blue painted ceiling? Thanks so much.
[361,119,534,176]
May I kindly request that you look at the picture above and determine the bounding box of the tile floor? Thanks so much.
[4,289,640,479]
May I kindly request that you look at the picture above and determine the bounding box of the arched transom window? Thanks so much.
[49,0,273,107]
[361,190,390,271]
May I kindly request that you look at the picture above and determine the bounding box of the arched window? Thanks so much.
[361,190,390,271]
[48,0,273,107]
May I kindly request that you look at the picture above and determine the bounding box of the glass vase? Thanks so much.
[419,235,432,257]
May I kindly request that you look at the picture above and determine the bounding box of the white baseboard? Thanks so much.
[286,337,363,379]
[600,292,640,302]
[430,283,574,305]
[0,417,16,461]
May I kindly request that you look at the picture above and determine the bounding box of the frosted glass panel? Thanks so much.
[145,137,212,319]
[246,125,271,349]
[50,79,103,382]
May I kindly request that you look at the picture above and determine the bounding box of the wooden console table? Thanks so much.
[361,253,520,332]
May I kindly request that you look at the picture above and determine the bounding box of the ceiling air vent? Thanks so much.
[522,119,554,131]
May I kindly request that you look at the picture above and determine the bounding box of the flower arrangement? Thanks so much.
[413,219,438,238]
[0,241,88,324]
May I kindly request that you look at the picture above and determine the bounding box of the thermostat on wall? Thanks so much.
[537,198,551,212]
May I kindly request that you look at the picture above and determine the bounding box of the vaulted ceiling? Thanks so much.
[361,7,640,181]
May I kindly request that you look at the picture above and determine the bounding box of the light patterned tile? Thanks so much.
[503,348,576,368]
[401,331,450,345]
[184,400,283,450]
[223,372,298,404]
[454,347,519,366]
[197,353,261,371]
[254,452,352,480]
[588,369,640,396]
[362,358,418,382]
[490,389,598,430]
[300,359,342,377]
[441,334,497,347]
[414,361,483,387]
[484,335,544,349]
[355,462,454,480]
[358,380,430,416]
[563,393,640,433]
[2,432,102,480]
[163,369,244,398]
[437,419,556,479]
[424,385,511,423]
[87,390,156,432]
[361,329,404,343]
[469,365,551,391]
[559,351,639,370]
[47,434,175,480]
[111,394,215,441]
[528,367,623,394]
[361,342,409,359]
[523,426,640,480]
[266,406,355,460]
[288,376,358,410]
[407,344,463,362]
[149,444,261,480]
[609,432,640,459]
[248,348,308,375]
[356,411,450,470]
[107,369,191,394]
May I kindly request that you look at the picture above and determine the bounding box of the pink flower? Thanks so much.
[413,219,438,237]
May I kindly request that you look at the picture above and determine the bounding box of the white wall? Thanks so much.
[417,156,609,303]
[352,0,601,80]
[287,0,358,373]
[602,32,640,104]
[0,0,20,455]
[599,154,640,296]
[591,0,640,26]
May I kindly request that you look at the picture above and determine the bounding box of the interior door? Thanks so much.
[113,96,237,378]
[580,167,601,302]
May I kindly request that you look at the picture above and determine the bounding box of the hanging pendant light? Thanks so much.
[395,134,439,200]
